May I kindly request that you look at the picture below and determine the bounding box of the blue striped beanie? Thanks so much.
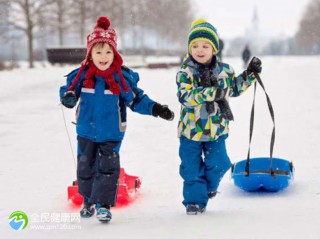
[188,18,219,54]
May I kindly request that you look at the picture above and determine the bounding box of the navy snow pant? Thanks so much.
[179,135,232,209]
[77,136,121,206]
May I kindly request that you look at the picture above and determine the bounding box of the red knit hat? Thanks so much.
[84,16,123,67]
[68,16,128,92]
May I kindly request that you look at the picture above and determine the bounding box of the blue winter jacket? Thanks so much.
[60,67,155,142]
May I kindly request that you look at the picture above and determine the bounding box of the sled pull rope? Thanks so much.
[245,74,276,176]
[245,80,256,176]
[60,104,77,171]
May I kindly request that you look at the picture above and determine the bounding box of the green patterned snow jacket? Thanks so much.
[176,56,257,142]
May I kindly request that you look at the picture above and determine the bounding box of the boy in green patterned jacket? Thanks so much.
[176,18,262,215]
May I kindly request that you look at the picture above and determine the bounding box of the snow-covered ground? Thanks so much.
[1,56,320,239]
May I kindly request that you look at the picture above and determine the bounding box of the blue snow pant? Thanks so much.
[179,135,232,209]
[77,136,121,206]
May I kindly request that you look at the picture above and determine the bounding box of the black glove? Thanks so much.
[216,99,234,121]
[199,70,212,88]
[247,57,262,74]
[152,103,175,121]
[61,91,77,108]
[215,87,225,101]
[205,87,224,114]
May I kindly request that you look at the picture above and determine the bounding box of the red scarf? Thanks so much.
[68,61,129,94]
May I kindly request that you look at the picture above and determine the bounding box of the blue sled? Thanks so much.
[231,157,294,192]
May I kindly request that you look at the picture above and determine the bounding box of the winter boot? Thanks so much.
[208,191,218,199]
[186,204,206,215]
[80,199,95,218]
[96,204,112,223]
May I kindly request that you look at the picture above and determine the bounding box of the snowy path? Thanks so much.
[1,56,320,238]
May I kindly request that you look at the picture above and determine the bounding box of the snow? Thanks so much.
[1,56,320,238]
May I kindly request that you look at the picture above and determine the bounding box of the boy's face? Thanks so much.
[91,43,114,71]
[190,40,215,64]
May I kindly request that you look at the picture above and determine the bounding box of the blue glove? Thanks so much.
[61,91,77,108]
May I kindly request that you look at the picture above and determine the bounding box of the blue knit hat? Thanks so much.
[188,18,219,54]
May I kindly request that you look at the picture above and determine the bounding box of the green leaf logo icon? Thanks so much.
[9,211,28,230]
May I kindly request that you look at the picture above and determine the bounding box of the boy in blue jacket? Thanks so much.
[60,16,174,223]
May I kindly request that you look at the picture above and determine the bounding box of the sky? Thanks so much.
[193,0,311,39]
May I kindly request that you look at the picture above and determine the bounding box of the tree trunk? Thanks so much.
[27,28,33,68]
[140,28,145,57]
[25,0,34,68]
[80,0,85,44]
[57,0,63,45]
[119,30,126,55]
[118,0,126,54]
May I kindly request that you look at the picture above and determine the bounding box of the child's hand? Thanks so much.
[247,57,262,74]
[214,87,225,101]
[199,71,212,87]
[152,103,175,121]
[199,71,218,88]
[61,91,77,108]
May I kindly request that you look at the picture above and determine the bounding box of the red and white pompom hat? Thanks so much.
[83,16,123,67]
[68,16,128,92]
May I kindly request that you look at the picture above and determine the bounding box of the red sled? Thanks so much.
[67,168,141,207]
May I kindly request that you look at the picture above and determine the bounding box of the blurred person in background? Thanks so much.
[242,44,251,68]
[216,38,224,61]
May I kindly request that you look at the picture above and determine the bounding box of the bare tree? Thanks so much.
[70,0,99,45]
[144,0,192,54]
[48,0,74,45]
[94,0,129,53]
[3,0,194,64]
[296,0,320,54]
[163,0,193,52]
[7,0,55,68]
[0,1,10,42]
[115,0,130,54]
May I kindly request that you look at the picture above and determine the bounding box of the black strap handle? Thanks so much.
[245,73,276,176]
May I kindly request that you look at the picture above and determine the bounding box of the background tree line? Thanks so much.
[227,0,320,57]
[1,0,319,69]
[0,0,193,68]
[295,0,320,54]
